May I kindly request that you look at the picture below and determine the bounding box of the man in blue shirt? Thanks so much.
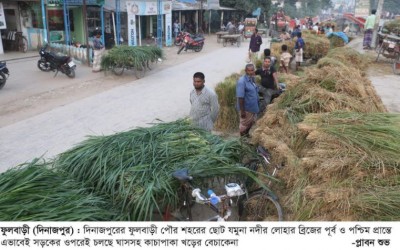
[236,64,259,137]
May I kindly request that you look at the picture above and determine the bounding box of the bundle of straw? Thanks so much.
[214,74,240,132]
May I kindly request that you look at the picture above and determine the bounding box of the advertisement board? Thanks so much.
[0,3,6,30]
[355,0,370,17]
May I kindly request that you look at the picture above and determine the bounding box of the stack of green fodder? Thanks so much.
[214,74,241,132]
[0,159,119,221]
[383,19,400,35]
[251,47,396,220]
[101,45,163,71]
[54,119,261,221]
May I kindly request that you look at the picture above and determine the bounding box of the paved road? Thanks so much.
[1,36,399,172]
[0,40,257,171]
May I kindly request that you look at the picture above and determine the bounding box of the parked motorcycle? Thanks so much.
[174,31,188,46]
[37,45,76,78]
[0,61,10,90]
[177,33,205,54]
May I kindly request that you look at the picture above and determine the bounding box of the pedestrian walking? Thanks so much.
[248,29,262,64]
[92,30,105,73]
[236,64,259,137]
[363,9,377,50]
[189,72,220,131]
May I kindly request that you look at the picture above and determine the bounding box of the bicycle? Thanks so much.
[239,145,284,221]
[14,32,28,53]
[171,168,246,221]
[171,145,283,221]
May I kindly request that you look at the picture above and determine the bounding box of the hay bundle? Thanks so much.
[324,47,371,72]
[301,32,330,60]
[250,45,393,220]
[214,74,241,132]
[304,66,386,112]
[329,36,345,48]
[294,112,400,220]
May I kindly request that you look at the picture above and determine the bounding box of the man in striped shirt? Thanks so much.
[190,72,220,131]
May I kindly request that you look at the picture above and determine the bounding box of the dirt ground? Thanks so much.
[0,34,226,128]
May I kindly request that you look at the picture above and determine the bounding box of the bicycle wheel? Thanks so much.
[240,191,283,221]
[19,37,28,53]
[0,72,6,90]
[112,65,125,76]
[135,63,146,79]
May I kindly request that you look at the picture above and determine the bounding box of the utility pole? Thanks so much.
[371,0,385,48]
[83,0,90,67]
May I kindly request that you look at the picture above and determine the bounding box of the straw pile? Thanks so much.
[251,45,396,220]
[214,74,241,132]
[270,31,330,63]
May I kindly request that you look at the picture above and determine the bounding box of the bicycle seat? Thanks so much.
[172,169,193,182]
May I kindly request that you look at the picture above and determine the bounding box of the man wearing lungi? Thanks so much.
[236,64,259,137]
[363,9,376,50]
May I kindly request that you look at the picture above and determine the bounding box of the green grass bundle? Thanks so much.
[55,119,261,220]
[0,159,118,221]
[383,19,400,35]
[101,45,163,70]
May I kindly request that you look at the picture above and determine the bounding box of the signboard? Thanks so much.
[126,1,172,47]
[355,0,370,17]
[0,3,6,30]
[46,0,100,5]
[126,1,171,16]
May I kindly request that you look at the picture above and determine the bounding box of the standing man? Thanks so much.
[173,20,181,38]
[92,30,105,73]
[248,28,262,64]
[190,72,220,131]
[363,9,376,50]
[236,64,259,137]
[255,57,279,113]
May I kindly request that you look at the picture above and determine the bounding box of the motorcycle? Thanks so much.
[174,31,186,46]
[177,33,205,54]
[0,61,10,90]
[37,45,76,78]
